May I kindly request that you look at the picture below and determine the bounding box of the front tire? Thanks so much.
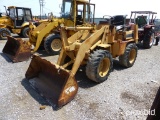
[119,43,137,67]
[44,34,62,55]
[143,29,155,49]
[0,28,11,40]
[86,49,113,83]
[22,27,29,38]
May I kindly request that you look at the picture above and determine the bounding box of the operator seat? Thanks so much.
[111,15,128,31]
[76,15,83,25]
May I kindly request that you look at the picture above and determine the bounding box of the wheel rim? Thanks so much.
[129,49,136,64]
[98,58,110,77]
[51,39,62,51]
[149,33,154,46]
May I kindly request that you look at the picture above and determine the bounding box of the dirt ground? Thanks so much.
[0,35,159,120]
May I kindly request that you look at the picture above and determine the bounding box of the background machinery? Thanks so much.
[129,11,157,48]
[154,19,160,45]
[3,0,94,62]
[25,0,139,109]
[0,6,36,39]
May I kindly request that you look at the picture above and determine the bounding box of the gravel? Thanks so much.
[0,37,159,120]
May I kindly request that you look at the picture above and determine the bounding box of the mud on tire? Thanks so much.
[44,34,62,55]
[86,49,113,83]
[119,43,138,67]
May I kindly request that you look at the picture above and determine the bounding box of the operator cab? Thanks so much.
[129,11,157,28]
[61,0,95,26]
[7,6,33,28]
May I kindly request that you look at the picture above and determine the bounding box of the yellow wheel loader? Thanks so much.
[25,0,139,109]
[0,6,38,39]
[2,0,91,62]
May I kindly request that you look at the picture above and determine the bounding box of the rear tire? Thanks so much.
[119,43,137,67]
[22,27,29,38]
[143,29,155,49]
[86,49,113,83]
[0,28,11,40]
[155,37,159,45]
[44,34,62,55]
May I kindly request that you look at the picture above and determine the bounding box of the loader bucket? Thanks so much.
[25,55,78,109]
[2,36,31,62]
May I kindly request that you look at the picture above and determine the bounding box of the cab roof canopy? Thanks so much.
[8,6,31,9]
[65,0,89,3]
[8,6,16,8]
[131,11,157,14]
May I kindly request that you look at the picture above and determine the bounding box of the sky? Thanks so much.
[0,0,160,18]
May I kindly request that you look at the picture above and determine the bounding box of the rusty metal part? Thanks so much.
[147,87,160,120]
[25,55,78,109]
[2,36,31,62]
[39,105,46,110]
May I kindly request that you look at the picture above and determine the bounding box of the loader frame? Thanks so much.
[25,21,138,108]
[25,0,139,109]
[57,23,138,76]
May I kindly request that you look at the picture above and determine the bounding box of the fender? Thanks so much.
[21,22,30,27]
[21,21,38,29]
[0,24,7,28]
[0,16,13,28]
